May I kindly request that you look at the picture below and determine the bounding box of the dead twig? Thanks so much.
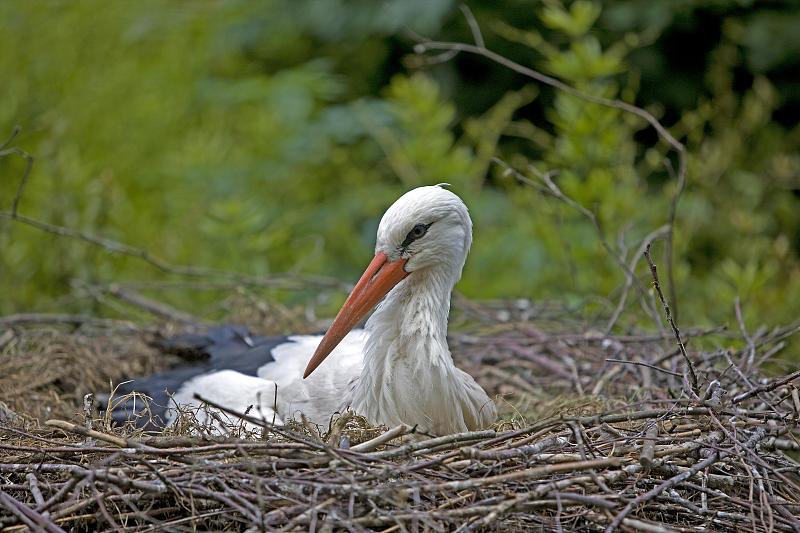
[644,244,699,395]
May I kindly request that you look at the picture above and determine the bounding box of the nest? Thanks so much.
[1,303,799,532]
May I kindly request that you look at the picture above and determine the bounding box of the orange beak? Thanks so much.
[303,252,408,378]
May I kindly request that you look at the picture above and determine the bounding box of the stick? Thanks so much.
[0,491,66,533]
[733,370,800,404]
[350,424,414,452]
[644,244,699,394]
[82,394,95,447]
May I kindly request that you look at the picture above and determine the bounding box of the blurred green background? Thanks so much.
[1,0,798,331]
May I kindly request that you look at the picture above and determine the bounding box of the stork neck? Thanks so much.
[364,267,454,365]
[346,265,490,435]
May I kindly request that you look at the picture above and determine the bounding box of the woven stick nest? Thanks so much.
[1,302,799,532]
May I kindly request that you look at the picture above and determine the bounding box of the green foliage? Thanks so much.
[1,0,798,334]
[485,5,657,316]
[488,2,800,327]
[0,0,481,312]
[672,22,800,326]
[540,0,602,37]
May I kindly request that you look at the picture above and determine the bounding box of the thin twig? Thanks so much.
[0,126,34,217]
[643,244,699,395]
[0,128,346,293]
[459,4,485,49]
[605,358,683,378]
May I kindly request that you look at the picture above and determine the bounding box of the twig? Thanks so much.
[350,424,414,453]
[0,210,345,290]
[82,394,95,447]
[607,428,767,532]
[25,474,46,509]
[606,225,671,332]
[643,244,699,395]
[605,358,683,378]
[639,424,659,469]
[0,313,138,330]
[103,285,199,324]
[733,371,800,404]
[735,298,757,372]
[0,128,346,293]
[412,40,686,157]
[459,4,485,49]
[413,13,689,328]
[45,419,141,449]
[496,158,660,324]
[0,491,66,533]
[0,126,34,217]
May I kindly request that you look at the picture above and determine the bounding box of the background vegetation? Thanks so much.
[1,0,798,332]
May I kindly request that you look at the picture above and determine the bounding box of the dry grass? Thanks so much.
[0,326,173,424]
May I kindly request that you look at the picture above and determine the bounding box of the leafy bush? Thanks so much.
[1,0,798,334]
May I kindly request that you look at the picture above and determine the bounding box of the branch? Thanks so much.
[0,126,34,217]
[0,128,348,294]
[607,428,766,532]
[0,211,344,290]
[644,244,699,395]
[0,313,139,330]
[415,13,688,325]
[88,284,200,324]
[732,370,800,404]
[413,40,685,156]
[458,5,485,49]
[605,224,670,333]
[496,158,661,325]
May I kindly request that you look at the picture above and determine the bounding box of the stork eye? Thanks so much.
[400,223,431,249]
[410,224,427,239]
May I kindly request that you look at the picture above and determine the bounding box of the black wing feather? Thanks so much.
[109,325,288,429]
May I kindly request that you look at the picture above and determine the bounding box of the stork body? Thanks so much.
[120,186,497,435]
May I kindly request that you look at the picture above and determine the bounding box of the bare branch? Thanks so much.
[606,225,670,332]
[413,40,686,156]
[0,128,348,296]
[495,157,661,325]
[415,23,689,327]
[0,127,34,217]
[605,358,683,378]
[644,244,699,395]
[459,4,485,49]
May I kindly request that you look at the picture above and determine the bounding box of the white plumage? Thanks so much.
[171,186,497,435]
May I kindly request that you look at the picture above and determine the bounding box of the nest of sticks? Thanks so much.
[1,300,799,532]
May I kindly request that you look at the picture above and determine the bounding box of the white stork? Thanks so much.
[122,185,497,436]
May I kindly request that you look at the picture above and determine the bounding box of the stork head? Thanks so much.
[303,185,472,378]
[375,185,472,277]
